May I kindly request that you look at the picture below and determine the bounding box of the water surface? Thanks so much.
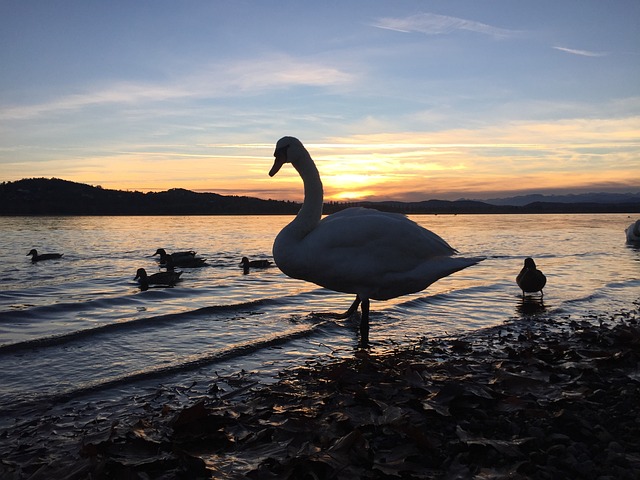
[0,213,638,426]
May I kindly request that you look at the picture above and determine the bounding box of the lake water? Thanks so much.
[0,213,638,430]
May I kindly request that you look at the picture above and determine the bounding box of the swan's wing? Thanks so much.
[315,208,455,256]
[284,208,470,296]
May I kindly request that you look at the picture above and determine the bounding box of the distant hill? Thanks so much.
[481,192,640,206]
[1,178,639,215]
[0,178,299,215]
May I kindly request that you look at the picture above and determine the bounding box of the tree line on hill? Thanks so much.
[1,178,639,215]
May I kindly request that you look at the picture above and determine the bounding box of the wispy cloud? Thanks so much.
[553,46,607,57]
[372,13,516,39]
[0,54,355,120]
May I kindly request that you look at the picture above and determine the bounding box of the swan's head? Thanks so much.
[269,136,305,177]
[523,257,537,269]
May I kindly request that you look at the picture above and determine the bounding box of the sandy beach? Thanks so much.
[1,302,638,479]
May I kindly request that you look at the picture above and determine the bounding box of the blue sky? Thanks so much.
[1,1,638,201]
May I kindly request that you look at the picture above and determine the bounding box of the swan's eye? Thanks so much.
[274,144,289,159]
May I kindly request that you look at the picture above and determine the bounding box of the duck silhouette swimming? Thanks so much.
[268,136,483,343]
[135,267,182,289]
[27,249,63,262]
[241,257,272,268]
[163,254,207,269]
[153,248,196,261]
[516,257,547,297]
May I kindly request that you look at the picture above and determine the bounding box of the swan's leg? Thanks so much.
[344,295,361,317]
[360,297,370,344]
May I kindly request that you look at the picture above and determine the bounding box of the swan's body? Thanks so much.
[134,267,182,289]
[625,219,640,244]
[27,249,63,262]
[516,257,546,297]
[269,136,482,342]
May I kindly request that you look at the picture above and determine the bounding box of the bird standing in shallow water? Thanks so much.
[268,136,483,344]
[516,257,547,297]
[27,249,63,262]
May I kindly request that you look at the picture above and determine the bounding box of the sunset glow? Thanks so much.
[1,2,638,201]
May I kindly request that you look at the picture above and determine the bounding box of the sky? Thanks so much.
[1,1,639,202]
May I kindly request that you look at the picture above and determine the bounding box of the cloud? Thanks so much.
[219,54,354,91]
[372,12,516,38]
[0,83,190,120]
[553,46,607,57]
[0,54,355,120]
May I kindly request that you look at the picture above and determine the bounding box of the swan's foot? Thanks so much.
[323,296,361,319]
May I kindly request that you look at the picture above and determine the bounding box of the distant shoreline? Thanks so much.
[2,210,640,217]
[2,177,639,216]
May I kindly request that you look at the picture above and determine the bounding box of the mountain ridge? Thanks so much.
[1,178,639,215]
[479,192,640,206]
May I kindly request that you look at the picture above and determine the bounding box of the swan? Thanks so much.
[27,249,63,262]
[268,136,483,343]
[134,267,182,289]
[516,257,546,297]
[625,219,640,244]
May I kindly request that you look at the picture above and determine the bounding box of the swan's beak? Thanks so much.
[269,150,288,177]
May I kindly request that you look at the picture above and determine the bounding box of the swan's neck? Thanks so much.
[290,151,323,238]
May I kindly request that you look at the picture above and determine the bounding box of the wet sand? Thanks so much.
[2,303,639,479]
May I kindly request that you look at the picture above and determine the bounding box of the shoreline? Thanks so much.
[2,304,639,479]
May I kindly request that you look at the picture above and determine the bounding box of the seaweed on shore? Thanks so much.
[2,307,639,479]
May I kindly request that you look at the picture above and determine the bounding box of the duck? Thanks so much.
[163,254,207,269]
[625,219,640,244]
[27,249,63,262]
[134,267,182,289]
[240,257,272,269]
[153,248,196,260]
[516,257,547,297]
[268,136,483,343]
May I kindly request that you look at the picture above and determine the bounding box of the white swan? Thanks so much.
[625,219,640,244]
[269,136,483,343]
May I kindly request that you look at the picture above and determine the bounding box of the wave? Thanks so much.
[2,319,329,414]
[0,299,279,354]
